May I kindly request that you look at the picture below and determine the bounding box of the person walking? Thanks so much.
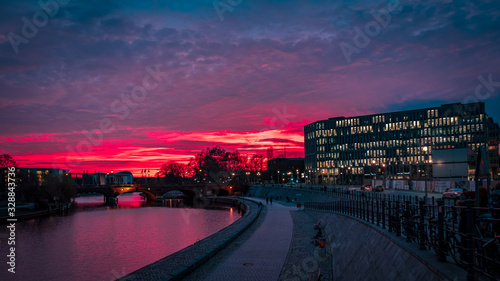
[270,197,273,204]
[266,197,269,204]
[241,203,246,216]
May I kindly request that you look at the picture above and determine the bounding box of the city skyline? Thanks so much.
[1,0,500,175]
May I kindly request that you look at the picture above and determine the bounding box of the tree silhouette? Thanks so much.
[0,154,17,167]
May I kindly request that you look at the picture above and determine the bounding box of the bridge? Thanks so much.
[76,183,231,204]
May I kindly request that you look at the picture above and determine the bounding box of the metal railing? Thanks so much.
[304,190,500,281]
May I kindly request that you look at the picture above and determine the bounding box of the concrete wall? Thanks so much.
[308,211,464,281]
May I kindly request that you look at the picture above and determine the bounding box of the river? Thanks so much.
[5,192,238,281]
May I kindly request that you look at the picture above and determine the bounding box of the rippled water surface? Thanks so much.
[6,193,237,281]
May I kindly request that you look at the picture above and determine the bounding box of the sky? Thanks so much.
[1,0,500,175]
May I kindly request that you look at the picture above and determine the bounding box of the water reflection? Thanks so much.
[74,192,155,208]
[11,194,238,281]
[116,192,151,208]
[74,194,105,208]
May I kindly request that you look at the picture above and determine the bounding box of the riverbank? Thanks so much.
[0,202,71,224]
[117,197,262,280]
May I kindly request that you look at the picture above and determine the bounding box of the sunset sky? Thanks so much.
[1,0,500,175]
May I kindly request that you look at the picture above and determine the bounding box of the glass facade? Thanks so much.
[304,102,499,184]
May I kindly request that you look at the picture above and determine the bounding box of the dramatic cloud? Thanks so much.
[1,0,499,175]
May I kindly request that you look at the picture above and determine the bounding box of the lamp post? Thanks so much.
[340,165,344,185]
[347,166,352,185]
[423,146,430,202]
[316,168,319,185]
[382,163,386,187]
[372,160,376,181]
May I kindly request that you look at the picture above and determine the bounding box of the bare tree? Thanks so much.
[0,154,17,167]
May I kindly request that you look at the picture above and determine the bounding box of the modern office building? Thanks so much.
[304,102,499,185]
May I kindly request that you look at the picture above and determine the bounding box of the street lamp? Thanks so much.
[347,166,352,185]
[371,160,376,180]
[316,167,320,185]
[382,163,386,187]
[340,165,344,185]
[423,146,430,202]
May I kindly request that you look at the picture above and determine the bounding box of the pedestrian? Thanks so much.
[266,197,268,204]
[241,204,246,216]
[270,197,273,204]
[238,203,241,214]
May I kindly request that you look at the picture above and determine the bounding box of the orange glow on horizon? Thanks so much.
[7,128,304,177]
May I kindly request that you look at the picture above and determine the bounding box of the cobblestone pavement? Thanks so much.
[279,210,333,281]
[186,198,294,281]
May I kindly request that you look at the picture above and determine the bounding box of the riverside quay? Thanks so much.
[304,102,499,185]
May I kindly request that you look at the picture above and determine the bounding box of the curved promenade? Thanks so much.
[201,198,293,281]
[119,186,464,281]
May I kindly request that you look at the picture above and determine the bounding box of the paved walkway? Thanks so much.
[203,198,294,281]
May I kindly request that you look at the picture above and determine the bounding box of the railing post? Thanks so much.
[432,197,435,217]
[465,199,475,281]
[395,200,401,237]
[356,198,359,218]
[406,201,411,242]
[366,199,370,222]
[382,198,386,229]
[371,198,375,224]
[376,197,380,226]
[367,197,371,222]
[388,200,392,232]
[419,200,426,250]
[363,199,367,221]
[437,198,446,262]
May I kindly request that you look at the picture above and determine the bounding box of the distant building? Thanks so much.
[267,158,305,183]
[69,170,134,186]
[304,102,500,185]
[111,171,133,185]
[1,167,69,190]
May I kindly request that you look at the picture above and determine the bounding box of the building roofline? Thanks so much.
[307,102,484,124]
